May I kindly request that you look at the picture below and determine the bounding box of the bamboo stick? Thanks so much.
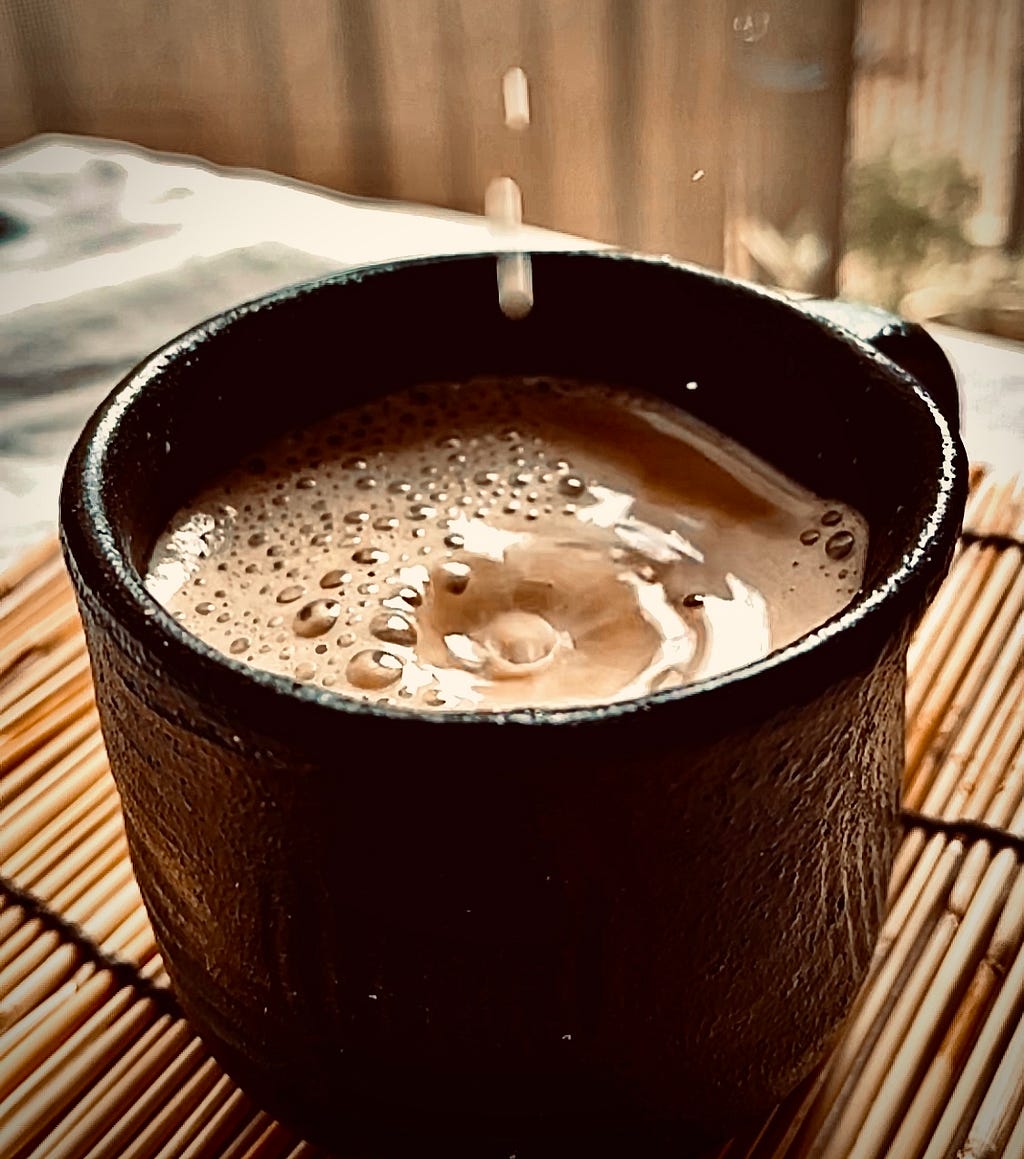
[0,580,75,657]
[909,537,977,654]
[786,837,975,1154]
[0,709,100,805]
[0,723,104,815]
[117,920,160,973]
[0,537,60,601]
[0,671,94,754]
[967,735,1024,832]
[745,1071,833,1159]
[0,916,49,980]
[1004,1109,1024,1159]
[967,474,1024,539]
[151,1072,239,1159]
[0,863,136,1010]
[1006,790,1024,844]
[884,831,951,948]
[919,542,1020,692]
[75,879,147,958]
[906,545,999,717]
[19,880,129,992]
[918,661,1024,822]
[0,652,92,738]
[79,1035,210,1159]
[906,534,1008,701]
[0,723,104,825]
[0,894,27,941]
[905,556,1023,783]
[885,867,1024,1158]
[967,475,995,526]
[0,990,152,1156]
[174,1086,256,1159]
[238,1119,301,1159]
[44,824,134,921]
[18,814,125,897]
[4,799,121,899]
[3,848,130,982]
[769,886,945,1155]
[75,874,143,936]
[956,1009,1024,1159]
[1010,480,1024,540]
[140,957,170,989]
[906,543,998,707]
[103,904,152,960]
[0,666,93,746]
[888,822,940,913]
[0,635,88,719]
[991,476,1024,538]
[23,1014,179,1159]
[0,757,113,867]
[0,683,97,773]
[0,553,69,632]
[113,1056,224,1159]
[822,847,1017,1159]
[0,971,89,1065]
[217,1112,278,1159]
[282,1142,321,1159]
[908,629,1023,815]
[0,941,80,1022]
[0,965,107,1103]
[0,605,81,687]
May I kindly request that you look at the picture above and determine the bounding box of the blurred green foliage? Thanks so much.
[845,153,980,307]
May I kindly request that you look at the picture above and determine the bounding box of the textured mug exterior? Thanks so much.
[60,252,967,1152]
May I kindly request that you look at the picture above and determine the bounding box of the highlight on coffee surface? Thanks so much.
[146,375,868,712]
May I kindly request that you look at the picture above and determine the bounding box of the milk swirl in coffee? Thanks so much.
[146,377,867,711]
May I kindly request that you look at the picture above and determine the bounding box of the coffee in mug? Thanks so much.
[147,375,868,711]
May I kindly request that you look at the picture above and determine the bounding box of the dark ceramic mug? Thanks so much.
[60,252,966,1155]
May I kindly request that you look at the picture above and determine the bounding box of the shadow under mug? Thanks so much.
[60,252,967,1155]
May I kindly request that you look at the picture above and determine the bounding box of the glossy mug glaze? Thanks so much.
[60,252,967,1154]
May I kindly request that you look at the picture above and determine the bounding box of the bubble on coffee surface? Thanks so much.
[146,377,869,711]
[293,599,342,638]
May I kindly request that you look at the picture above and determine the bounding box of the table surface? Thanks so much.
[0,133,1021,574]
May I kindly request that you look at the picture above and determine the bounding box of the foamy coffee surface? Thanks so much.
[146,377,867,712]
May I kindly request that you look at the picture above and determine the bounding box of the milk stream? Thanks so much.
[487,66,532,319]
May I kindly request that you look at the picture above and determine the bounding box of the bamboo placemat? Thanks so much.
[1,473,1021,1159]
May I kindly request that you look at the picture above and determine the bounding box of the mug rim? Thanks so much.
[60,249,967,729]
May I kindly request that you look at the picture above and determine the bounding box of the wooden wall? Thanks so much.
[0,0,735,267]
